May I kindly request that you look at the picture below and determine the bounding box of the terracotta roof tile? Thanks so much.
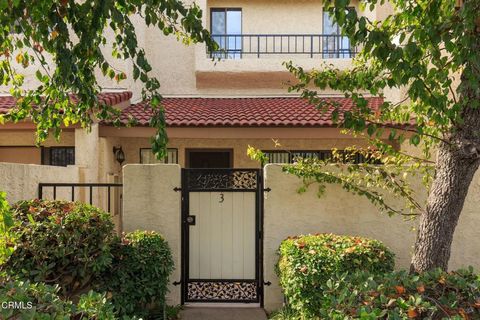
[0,91,132,114]
[119,97,384,127]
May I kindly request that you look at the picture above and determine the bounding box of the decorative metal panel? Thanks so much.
[186,169,258,190]
[187,281,257,301]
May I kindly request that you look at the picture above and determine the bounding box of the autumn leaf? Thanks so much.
[50,30,59,39]
[416,285,425,293]
[458,308,469,319]
[473,299,480,309]
[345,246,356,253]
[295,241,306,249]
[407,308,418,318]
[299,265,308,274]
[395,285,405,294]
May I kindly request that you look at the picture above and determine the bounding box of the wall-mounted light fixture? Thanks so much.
[113,146,125,166]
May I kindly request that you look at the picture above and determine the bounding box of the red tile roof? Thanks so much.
[119,97,384,127]
[0,91,132,114]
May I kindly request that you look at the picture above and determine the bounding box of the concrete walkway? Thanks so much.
[180,307,267,320]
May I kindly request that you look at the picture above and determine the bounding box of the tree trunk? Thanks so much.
[411,53,480,271]
[410,142,480,272]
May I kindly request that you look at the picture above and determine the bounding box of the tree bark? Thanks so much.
[410,141,480,272]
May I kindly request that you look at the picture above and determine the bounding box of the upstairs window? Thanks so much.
[140,148,178,164]
[42,147,75,166]
[211,8,242,59]
[322,9,353,58]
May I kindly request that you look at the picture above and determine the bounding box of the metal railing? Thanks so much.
[38,183,123,214]
[208,34,356,59]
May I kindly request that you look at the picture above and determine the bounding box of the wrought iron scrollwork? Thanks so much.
[187,281,257,301]
[186,169,258,190]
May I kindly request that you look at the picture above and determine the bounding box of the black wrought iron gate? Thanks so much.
[180,168,263,304]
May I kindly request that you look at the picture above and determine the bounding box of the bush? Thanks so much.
[98,230,174,318]
[0,279,117,319]
[277,233,395,317]
[271,268,480,319]
[1,199,117,298]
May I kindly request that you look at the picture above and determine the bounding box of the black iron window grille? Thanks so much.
[263,150,380,164]
[41,147,75,167]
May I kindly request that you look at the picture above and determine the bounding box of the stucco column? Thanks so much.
[122,164,182,305]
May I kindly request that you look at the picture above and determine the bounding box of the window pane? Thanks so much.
[323,10,351,58]
[212,10,226,34]
[226,10,241,34]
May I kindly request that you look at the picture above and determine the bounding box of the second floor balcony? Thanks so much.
[208,34,356,59]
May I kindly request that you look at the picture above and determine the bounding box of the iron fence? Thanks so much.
[208,34,356,59]
[38,183,123,214]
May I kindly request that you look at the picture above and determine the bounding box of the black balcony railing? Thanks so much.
[208,34,356,59]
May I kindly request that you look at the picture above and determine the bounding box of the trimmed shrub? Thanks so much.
[271,268,480,319]
[98,230,174,318]
[277,233,395,317]
[1,199,117,298]
[0,279,117,319]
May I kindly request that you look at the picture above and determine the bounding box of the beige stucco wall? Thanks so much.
[0,162,80,203]
[262,164,480,311]
[122,164,182,305]
[0,130,75,147]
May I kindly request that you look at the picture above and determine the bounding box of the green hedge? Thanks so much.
[1,199,117,298]
[0,279,117,319]
[98,230,174,318]
[277,233,395,318]
[272,268,480,319]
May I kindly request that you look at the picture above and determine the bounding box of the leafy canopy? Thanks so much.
[279,0,480,216]
[0,0,216,158]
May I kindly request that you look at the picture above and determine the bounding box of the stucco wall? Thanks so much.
[0,162,80,203]
[122,164,182,305]
[0,130,75,147]
[262,164,480,311]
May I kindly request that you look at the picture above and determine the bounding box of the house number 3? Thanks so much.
[219,193,224,203]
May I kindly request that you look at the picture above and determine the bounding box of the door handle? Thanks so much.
[186,215,196,226]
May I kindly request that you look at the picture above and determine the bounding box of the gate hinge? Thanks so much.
[173,280,182,286]
[263,281,272,286]
[263,187,271,192]
[173,187,182,192]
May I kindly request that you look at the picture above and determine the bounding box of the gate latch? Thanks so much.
[186,215,196,226]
